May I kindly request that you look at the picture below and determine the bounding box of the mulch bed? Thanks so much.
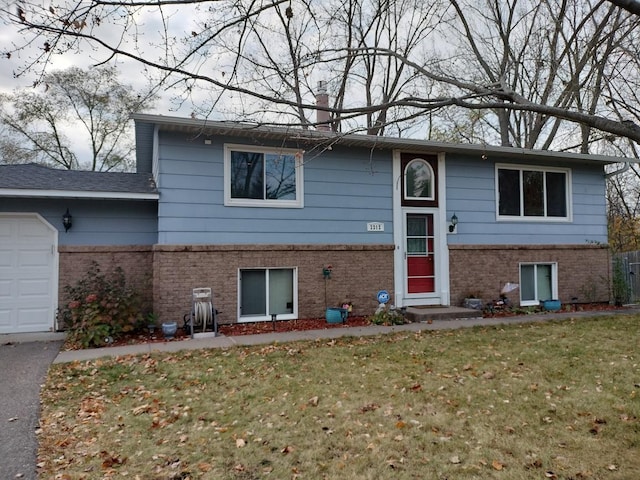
[63,303,627,351]
[218,316,370,336]
[483,302,624,318]
[63,316,371,350]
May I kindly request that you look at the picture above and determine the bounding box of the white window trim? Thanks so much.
[495,163,572,222]
[224,143,304,208]
[519,262,558,307]
[404,158,435,201]
[237,267,298,322]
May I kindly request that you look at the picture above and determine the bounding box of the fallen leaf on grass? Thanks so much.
[100,451,126,469]
[492,460,505,471]
[525,459,543,469]
[360,403,380,413]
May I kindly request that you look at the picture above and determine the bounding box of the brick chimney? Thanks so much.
[316,81,331,131]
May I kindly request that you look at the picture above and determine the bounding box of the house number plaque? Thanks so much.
[367,222,385,232]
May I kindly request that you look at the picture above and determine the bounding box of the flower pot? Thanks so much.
[542,299,561,311]
[162,322,178,339]
[463,298,483,310]
[326,307,348,324]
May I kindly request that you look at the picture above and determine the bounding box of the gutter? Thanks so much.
[605,162,632,178]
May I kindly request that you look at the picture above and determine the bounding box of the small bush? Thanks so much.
[368,305,407,325]
[611,257,631,306]
[59,262,144,348]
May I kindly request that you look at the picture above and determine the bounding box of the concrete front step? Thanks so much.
[405,306,483,323]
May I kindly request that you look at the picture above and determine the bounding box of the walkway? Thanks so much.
[48,306,640,364]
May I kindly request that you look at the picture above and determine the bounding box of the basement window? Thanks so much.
[238,268,297,322]
[520,263,558,306]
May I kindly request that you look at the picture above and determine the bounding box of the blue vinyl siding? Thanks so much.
[1,198,158,245]
[156,132,394,245]
[154,130,608,247]
[446,156,608,245]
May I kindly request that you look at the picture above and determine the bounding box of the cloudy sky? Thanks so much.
[0,3,205,116]
[0,3,208,167]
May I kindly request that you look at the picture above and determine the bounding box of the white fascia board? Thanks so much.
[0,189,159,200]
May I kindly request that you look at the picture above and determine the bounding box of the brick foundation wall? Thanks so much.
[449,244,611,307]
[58,246,154,314]
[152,244,395,324]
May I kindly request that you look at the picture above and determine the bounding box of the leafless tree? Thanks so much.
[3,0,640,148]
[0,66,155,170]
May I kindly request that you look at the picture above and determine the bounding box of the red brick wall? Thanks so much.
[58,246,154,312]
[448,244,611,306]
[152,244,395,324]
[58,243,610,325]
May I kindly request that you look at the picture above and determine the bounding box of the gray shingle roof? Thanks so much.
[0,164,158,197]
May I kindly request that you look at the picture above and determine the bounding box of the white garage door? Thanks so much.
[0,214,57,334]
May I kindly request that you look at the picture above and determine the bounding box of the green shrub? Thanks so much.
[612,257,631,306]
[368,306,407,325]
[60,262,144,348]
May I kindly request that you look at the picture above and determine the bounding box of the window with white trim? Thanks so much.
[497,165,570,220]
[519,263,558,306]
[238,268,297,322]
[224,144,303,208]
[404,158,434,201]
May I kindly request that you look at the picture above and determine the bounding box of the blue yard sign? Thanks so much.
[377,290,390,304]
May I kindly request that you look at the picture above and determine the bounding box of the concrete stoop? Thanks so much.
[405,306,483,323]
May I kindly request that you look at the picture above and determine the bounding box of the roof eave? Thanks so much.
[0,189,159,200]
[131,113,628,165]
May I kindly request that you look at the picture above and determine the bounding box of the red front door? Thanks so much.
[406,213,435,294]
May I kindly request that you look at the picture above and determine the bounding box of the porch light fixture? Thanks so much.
[62,208,73,232]
[449,213,458,233]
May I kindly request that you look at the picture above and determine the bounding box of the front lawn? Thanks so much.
[39,315,639,479]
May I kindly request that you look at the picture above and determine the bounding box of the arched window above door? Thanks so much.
[404,158,434,201]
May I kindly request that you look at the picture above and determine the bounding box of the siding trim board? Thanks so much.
[0,189,159,200]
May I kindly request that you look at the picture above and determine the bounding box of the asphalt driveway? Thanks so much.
[0,339,63,480]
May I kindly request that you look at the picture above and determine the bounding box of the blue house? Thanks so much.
[0,113,617,333]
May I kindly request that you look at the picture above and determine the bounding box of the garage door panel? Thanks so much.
[0,249,13,267]
[18,220,52,238]
[18,249,51,268]
[0,279,12,298]
[18,278,51,297]
[18,308,51,327]
[0,309,12,329]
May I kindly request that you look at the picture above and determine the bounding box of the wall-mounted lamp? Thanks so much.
[62,208,73,232]
[449,213,458,233]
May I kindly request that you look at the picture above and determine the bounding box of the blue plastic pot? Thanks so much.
[326,307,348,324]
[162,321,178,339]
[542,299,561,311]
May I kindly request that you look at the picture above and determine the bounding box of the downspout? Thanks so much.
[605,162,630,178]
